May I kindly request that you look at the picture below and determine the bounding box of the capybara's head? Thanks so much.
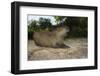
[55,25,69,37]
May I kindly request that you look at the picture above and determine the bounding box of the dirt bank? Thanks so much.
[28,38,87,60]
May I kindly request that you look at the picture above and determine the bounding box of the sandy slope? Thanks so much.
[28,38,87,60]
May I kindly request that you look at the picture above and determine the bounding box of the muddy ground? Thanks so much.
[28,38,87,61]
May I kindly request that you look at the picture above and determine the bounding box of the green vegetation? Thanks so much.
[28,16,88,39]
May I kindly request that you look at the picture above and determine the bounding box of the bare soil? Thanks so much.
[28,38,87,61]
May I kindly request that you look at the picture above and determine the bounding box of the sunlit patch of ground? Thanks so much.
[28,38,87,61]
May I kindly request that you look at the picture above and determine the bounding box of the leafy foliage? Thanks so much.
[39,17,52,30]
[54,16,65,25]
[28,16,88,39]
[28,18,52,39]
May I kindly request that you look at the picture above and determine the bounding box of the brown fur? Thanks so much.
[33,26,69,48]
